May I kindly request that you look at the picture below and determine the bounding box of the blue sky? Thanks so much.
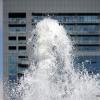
[0,0,3,80]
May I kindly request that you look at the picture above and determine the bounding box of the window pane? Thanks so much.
[71,35,99,42]
[65,16,74,23]
[65,25,74,33]
[77,45,99,51]
[8,36,16,40]
[9,27,26,33]
[75,56,100,74]
[18,46,26,50]
[9,65,17,74]
[8,54,17,64]
[9,18,26,24]
[56,16,64,22]
[77,25,98,33]
[8,46,16,50]
[32,16,44,23]
[9,75,17,81]
[77,16,99,23]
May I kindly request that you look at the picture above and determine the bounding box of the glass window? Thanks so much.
[8,54,17,64]
[8,37,17,44]
[72,35,99,42]
[18,64,28,68]
[90,16,98,22]
[77,45,99,51]
[77,25,99,33]
[65,25,74,33]
[32,16,44,23]
[18,46,26,50]
[65,16,75,23]
[8,36,16,40]
[18,56,28,60]
[75,56,100,74]
[77,16,99,23]
[18,67,25,73]
[18,36,26,40]
[56,16,64,23]
[9,13,26,18]
[8,46,16,50]
[9,26,26,33]
[17,73,24,79]
[9,18,26,24]
[9,75,17,81]
[8,65,17,74]
[79,35,99,41]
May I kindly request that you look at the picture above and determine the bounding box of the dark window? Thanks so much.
[9,13,26,18]
[9,24,26,27]
[18,36,26,40]
[18,56,28,58]
[18,64,28,68]
[18,46,26,50]
[9,46,16,50]
[8,36,16,40]
[17,73,24,79]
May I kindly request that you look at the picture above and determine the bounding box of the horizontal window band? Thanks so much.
[8,24,26,27]
[32,13,100,16]
[9,13,26,18]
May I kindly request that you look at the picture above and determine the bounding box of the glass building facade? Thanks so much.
[8,13,100,80]
[8,13,28,81]
[7,13,100,81]
[7,13,100,82]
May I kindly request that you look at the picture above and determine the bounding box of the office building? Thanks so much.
[3,0,100,85]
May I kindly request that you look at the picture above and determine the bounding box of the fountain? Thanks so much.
[2,18,100,100]
[18,18,100,100]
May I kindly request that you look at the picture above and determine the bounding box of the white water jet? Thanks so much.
[18,18,100,100]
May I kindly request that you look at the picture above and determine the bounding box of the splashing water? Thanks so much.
[17,18,100,100]
[2,18,100,100]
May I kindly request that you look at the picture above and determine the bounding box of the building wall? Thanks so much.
[3,0,100,13]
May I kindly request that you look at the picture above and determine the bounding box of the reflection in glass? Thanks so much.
[8,54,17,64]
[9,27,26,33]
[77,16,99,23]
[9,65,17,74]
[77,45,99,51]
[9,75,17,81]
[77,25,98,33]
[9,18,26,24]
[75,56,100,73]
[66,16,75,23]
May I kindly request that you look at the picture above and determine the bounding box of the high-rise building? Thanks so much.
[3,0,100,85]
